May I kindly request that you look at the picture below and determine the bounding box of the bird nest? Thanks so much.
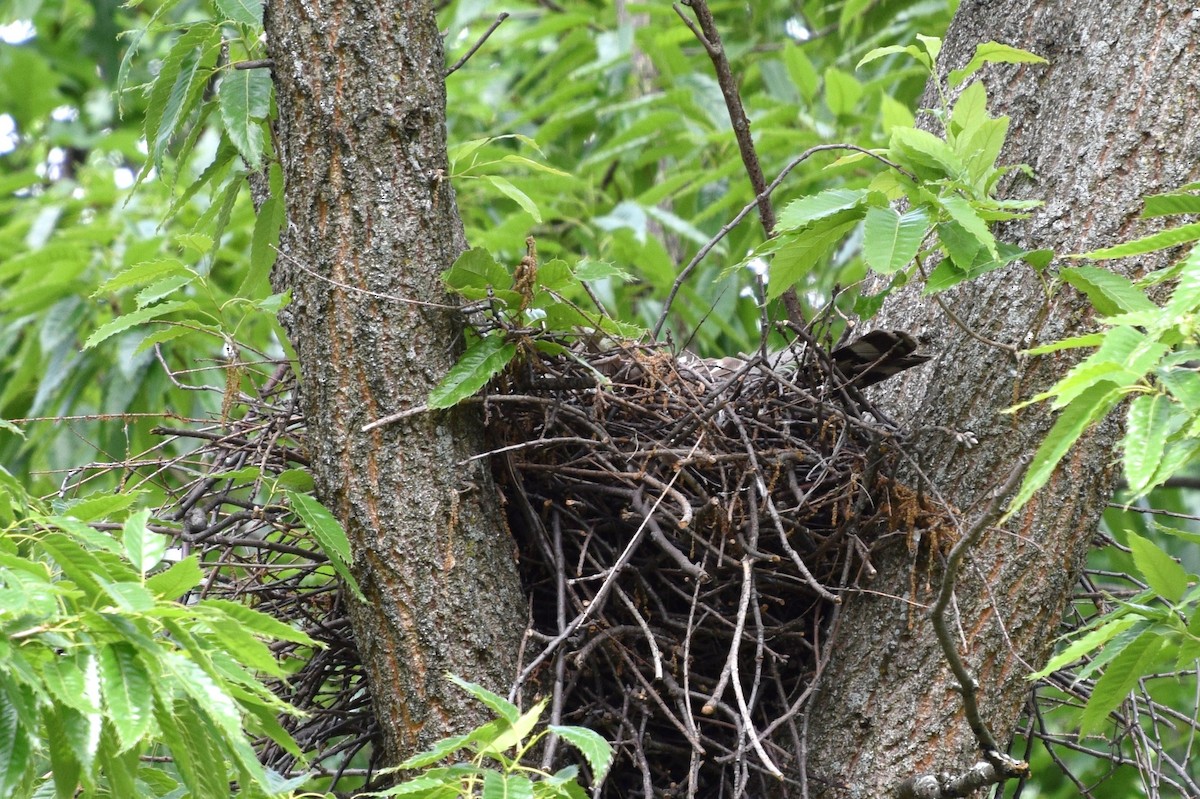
[486,329,948,796]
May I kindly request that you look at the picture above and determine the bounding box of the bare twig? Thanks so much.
[445,13,510,76]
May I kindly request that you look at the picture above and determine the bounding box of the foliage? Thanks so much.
[0,466,313,798]
[362,675,612,799]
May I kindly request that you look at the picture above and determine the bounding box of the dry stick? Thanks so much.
[725,557,784,779]
[445,12,510,76]
[510,435,706,694]
[928,454,1032,757]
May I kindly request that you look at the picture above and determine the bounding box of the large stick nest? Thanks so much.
[141,321,950,796]
[487,328,949,796]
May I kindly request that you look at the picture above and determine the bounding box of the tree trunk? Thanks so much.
[806,2,1200,796]
[261,0,527,760]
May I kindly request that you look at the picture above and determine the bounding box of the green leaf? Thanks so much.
[485,176,542,223]
[44,706,83,799]
[1021,333,1105,356]
[444,248,511,293]
[245,191,285,298]
[823,67,863,116]
[93,259,192,296]
[1165,242,1200,317]
[574,259,633,282]
[939,195,997,258]
[1125,531,1190,604]
[862,206,928,274]
[1075,221,1200,259]
[1142,190,1200,218]
[948,42,1047,87]
[122,509,166,576]
[286,491,366,601]
[83,300,195,349]
[1079,629,1164,735]
[214,0,263,26]
[1029,616,1140,679]
[448,674,520,724]
[428,336,517,409]
[483,771,535,799]
[766,211,864,300]
[199,597,316,646]
[1123,393,1174,498]
[397,733,472,769]
[889,126,964,180]
[856,45,928,71]
[1060,266,1157,316]
[776,188,867,230]
[98,644,153,751]
[0,687,31,797]
[1004,381,1124,519]
[219,69,272,169]
[548,725,615,782]
[145,555,203,599]
[481,698,547,755]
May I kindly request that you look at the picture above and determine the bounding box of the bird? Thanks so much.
[685,329,931,388]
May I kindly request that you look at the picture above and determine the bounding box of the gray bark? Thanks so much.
[261,0,527,760]
[806,2,1200,796]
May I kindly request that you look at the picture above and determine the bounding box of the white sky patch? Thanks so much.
[114,167,135,189]
[784,17,811,43]
[51,105,79,122]
[0,20,34,44]
[0,114,17,154]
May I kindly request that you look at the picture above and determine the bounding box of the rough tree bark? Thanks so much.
[807,2,1200,796]
[261,1,527,760]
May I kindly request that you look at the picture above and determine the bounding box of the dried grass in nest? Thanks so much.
[486,333,947,797]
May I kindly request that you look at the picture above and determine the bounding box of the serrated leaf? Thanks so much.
[145,555,203,599]
[1165,242,1200,317]
[1029,616,1140,679]
[856,44,927,70]
[444,248,510,293]
[83,300,194,349]
[1060,266,1157,316]
[0,687,31,797]
[766,211,863,299]
[93,259,191,296]
[99,644,153,751]
[939,195,997,258]
[481,698,547,755]
[428,336,517,409]
[1125,531,1190,604]
[1079,629,1164,735]
[199,597,316,645]
[397,733,472,769]
[948,42,1047,88]
[889,127,964,180]
[1075,221,1200,260]
[1021,333,1105,356]
[485,176,541,223]
[214,0,262,26]
[483,771,534,799]
[448,674,520,724]
[219,69,271,169]
[244,192,285,298]
[286,490,365,601]
[1123,393,1174,498]
[548,725,615,782]
[1004,381,1124,519]
[121,509,165,576]
[863,205,928,274]
[44,705,83,799]
[776,188,866,230]
[574,259,632,282]
[63,492,143,523]
[1142,190,1200,218]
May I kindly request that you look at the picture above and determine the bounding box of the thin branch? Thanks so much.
[927,453,1031,761]
[445,13,510,76]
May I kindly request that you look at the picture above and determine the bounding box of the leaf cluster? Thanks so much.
[0,469,314,798]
